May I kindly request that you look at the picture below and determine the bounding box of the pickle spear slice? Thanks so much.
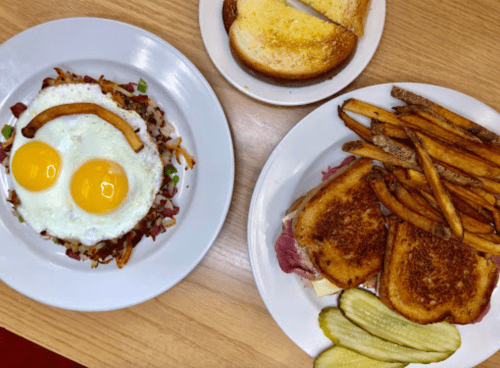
[314,346,408,368]
[339,288,461,352]
[318,308,452,363]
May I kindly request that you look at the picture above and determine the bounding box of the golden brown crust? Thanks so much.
[222,0,238,34]
[379,219,499,324]
[293,158,387,289]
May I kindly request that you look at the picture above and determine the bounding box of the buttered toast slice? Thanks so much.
[379,217,498,324]
[228,0,357,80]
[293,158,386,288]
[299,0,370,37]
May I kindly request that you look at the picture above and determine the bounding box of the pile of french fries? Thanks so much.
[339,86,500,255]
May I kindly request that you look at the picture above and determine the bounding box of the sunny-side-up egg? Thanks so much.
[9,83,164,246]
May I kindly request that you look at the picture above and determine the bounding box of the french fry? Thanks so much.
[370,134,417,165]
[444,181,500,231]
[419,190,439,209]
[410,187,441,212]
[422,187,496,235]
[418,190,493,233]
[391,86,500,148]
[414,108,481,143]
[342,140,419,170]
[406,129,463,239]
[444,181,496,211]
[407,169,428,185]
[401,112,500,167]
[365,167,452,240]
[389,167,430,191]
[479,177,500,195]
[371,121,408,139]
[462,231,500,255]
[476,233,500,243]
[415,131,500,180]
[462,214,494,234]
[434,163,482,188]
[22,103,144,152]
[408,165,482,188]
[469,187,497,207]
[338,106,373,142]
[397,112,481,144]
[390,178,444,223]
[398,111,500,169]
[448,191,494,224]
[341,99,405,127]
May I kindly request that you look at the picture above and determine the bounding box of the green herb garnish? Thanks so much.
[2,125,13,139]
[18,215,24,223]
[137,78,148,93]
[173,175,179,184]
[164,164,177,175]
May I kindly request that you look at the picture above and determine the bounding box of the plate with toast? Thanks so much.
[248,83,500,366]
[199,0,385,106]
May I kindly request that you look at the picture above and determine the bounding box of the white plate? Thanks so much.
[248,83,500,367]
[199,0,385,106]
[0,18,234,311]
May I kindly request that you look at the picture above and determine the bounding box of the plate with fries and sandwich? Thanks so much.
[248,83,500,367]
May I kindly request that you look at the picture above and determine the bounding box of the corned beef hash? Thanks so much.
[0,68,195,268]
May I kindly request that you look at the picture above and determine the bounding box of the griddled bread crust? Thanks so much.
[379,218,499,324]
[293,158,386,288]
[222,0,238,34]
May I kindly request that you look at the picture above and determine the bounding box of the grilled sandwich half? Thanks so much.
[379,217,499,324]
[292,158,386,289]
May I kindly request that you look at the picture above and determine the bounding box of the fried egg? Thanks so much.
[9,83,164,245]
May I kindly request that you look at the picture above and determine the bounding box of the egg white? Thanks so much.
[10,83,164,245]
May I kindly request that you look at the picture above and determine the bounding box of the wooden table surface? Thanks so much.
[1,0,500,367]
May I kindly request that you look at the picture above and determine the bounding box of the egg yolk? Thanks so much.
[11,141,61,191]
[71,159,129,214]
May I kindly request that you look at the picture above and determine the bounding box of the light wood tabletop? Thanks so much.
[1,0,500,367]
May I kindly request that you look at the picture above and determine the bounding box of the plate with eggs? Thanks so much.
[0,18,234,311]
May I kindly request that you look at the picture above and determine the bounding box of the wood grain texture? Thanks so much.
[1,0,500,367]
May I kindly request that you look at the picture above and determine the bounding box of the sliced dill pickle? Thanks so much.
[339,288,461,352]
[314,346,408,368]
[318,308,452,363]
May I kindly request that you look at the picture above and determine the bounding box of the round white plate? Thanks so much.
[199,0,386,106]
[248,83,500,367]
[0,18,234,311]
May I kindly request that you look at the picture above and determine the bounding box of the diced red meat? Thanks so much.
[119,83,135,93]
[0,145,7,163]
[83,75,97,83]
[10,102,27,118]
[65,249,81,261]
[150,225,162,240]
[163,206,180,218]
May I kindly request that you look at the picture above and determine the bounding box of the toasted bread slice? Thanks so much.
[299,0,370,37]
[293,158,386,288]
[228,0,357,80]
[379,217,499,324]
